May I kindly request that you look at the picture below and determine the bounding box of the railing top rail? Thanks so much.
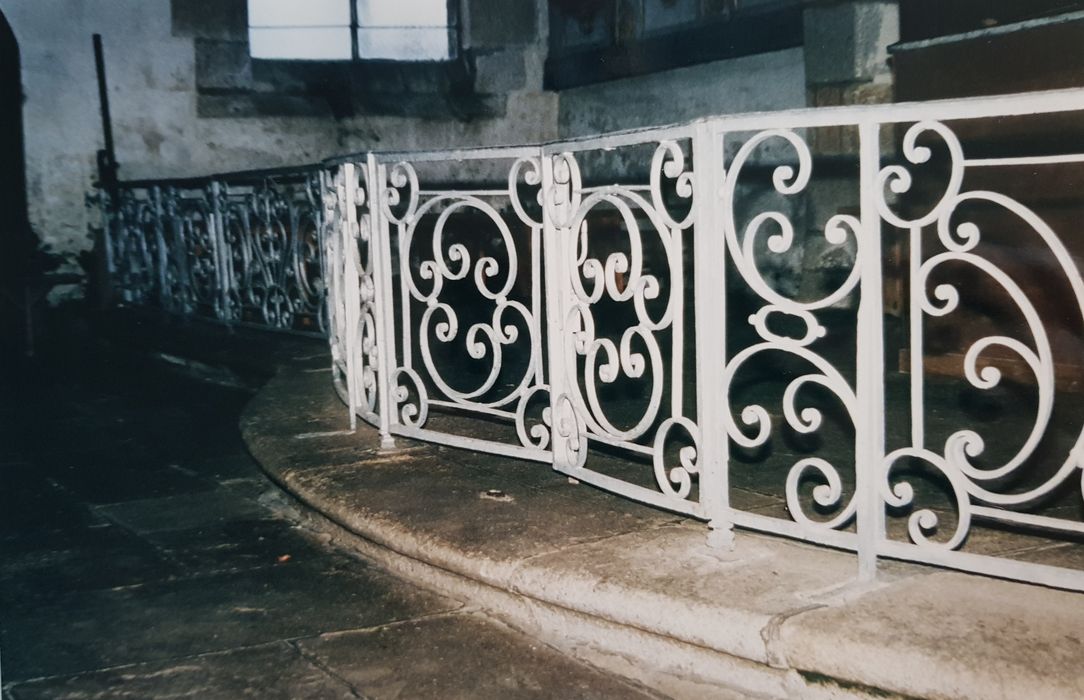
[116,161,324,190]
[392,87,1084,159]
[331,144,540,166]
[110,87,1084,189]
[695,86,1084,132]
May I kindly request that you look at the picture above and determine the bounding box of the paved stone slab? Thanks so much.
[216,475,279,499]
[286,454,678,582]
[144,517,338,577]
[779,571,1084,700]
[0,523,177,604]
[0,464,106,535]
[885,513,1083,560]
[1,557,458,682]
[184,450,265,480]
[6,641,356,700]
[48,462,217,505]
[298,612,659,699]
[242,413,388,473]
[13,416,141,456]
[96,489,270,534]
[509,523,870,665]
[728,486,785,512]
[1020,542,1084,569]
[267,438,393,475]
[18,316,1084,699]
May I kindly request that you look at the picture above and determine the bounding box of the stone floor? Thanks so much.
[0,313,658,699]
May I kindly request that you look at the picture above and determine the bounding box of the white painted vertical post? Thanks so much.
[100,188,116,281]
[171,190,192,316]
[162,190,178,311]
[692,121,734,549]
[855,120,887,581]
[908,224,924,449]
[315,171,331,326]
[340,163,361,431]
[531,220,545,388]
[541,149,572,471]
[320,170,338,371]
[208,180,229,323]
[395,165,412,381]
[152,186,168,308]
[368,154,397,449]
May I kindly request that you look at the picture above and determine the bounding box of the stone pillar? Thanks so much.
[804,1,899,113]
[466,0,554,101]
[798,1,899,306]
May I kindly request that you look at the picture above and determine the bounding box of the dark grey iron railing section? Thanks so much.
[101,165,329,335]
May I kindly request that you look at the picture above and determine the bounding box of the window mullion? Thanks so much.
[447,0,459,59]
[349,0,360,62]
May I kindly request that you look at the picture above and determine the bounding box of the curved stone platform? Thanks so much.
[242,362,1084,700]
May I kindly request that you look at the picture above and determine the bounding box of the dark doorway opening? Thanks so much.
[0,10,37,362]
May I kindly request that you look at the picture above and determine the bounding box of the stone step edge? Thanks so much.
[240,387,904,699]
[254,451,906,700]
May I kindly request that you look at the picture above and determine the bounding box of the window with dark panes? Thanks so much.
[546,0,803,89]
[892,0,1084,100]
[899,0,1084,42]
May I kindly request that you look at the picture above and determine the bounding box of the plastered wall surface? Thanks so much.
[4,0,557,299]
[557,47,806,139]
[5,0,339,293]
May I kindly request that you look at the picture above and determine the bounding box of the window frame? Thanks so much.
[246,0,461,64]
[545,0,804,90]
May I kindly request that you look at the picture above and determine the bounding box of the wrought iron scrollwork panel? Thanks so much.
[380,154,550,459]
[171,186,219,320]
[109,186,162,305]
[715,126,867,546]
[878,118,1084,571]
[220,174,327,332]
[717,125,863,545]
[324,169,350,405]
[343,163,383,423]
[545,136,706,516]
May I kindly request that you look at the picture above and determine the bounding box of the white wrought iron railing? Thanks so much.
[105,89,1084,591]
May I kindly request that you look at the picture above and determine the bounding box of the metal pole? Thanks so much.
[855,120,887,581]
[341,163,361,431]
[93,34,118,308]
[152,186,168,307]
[692,121,733,549]
[368,154,397,449]
[93,34,115,172]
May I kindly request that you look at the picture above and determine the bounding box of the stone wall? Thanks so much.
[334,0,557,154]
[557,47,807,138]
[5,0,556,300]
